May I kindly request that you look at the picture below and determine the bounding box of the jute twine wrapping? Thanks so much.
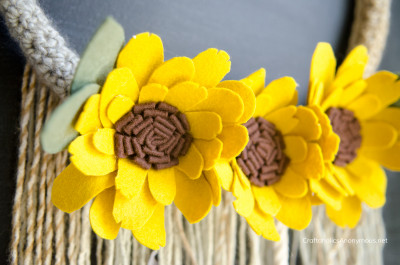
[2,0,391,264]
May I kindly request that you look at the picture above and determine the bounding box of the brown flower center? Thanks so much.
[236,117,290,187]
[326,107,362,167]
[114,102,192,170]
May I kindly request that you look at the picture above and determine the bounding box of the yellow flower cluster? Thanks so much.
[48,27,400,249]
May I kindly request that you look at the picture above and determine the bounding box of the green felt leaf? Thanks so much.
[71,17,125,93]
[41,83,101,154]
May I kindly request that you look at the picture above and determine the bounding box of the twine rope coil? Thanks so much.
[2,0,391,264]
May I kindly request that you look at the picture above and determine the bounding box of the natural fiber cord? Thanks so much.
[4,0,392,264]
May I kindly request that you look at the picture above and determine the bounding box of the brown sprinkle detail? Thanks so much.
[114,102,193,170]
[236,117,290,187]
[326,107,362,166]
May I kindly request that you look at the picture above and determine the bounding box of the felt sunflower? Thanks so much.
[207,69,328,240]
[307,42,400,228]
[51,32,252,249]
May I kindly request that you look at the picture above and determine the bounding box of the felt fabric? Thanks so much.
[252,186,281,216]
[138,83,168,104]
[192,48,231,88]
[361,121,397,149]
[246,205,280,241]
[71,17,125,93]
[89,187,120,240]
[337,80,367,107]
[107,95,134,124]
[185,112,222,140]
[133,204,166,250]
[99,68,139,128]
[283,136,308,163]
[309,178,342,211]
[204,170,222,206]
[75,94,102,134]
[148,57,195,87]
[275,193,312,230]
[51,164,116,213]
[148,168,176,205]
[290,143,324,180]
[117,32,164,88]
[193,138,223,170]
[113,180,157,230]
[115,158,148,200]
[40,83,100,154]
[346,93,381,120]
[264,106,299,134]
[240,68,266,96]
[218,125,248,160]
[164,81,208,112]
[69,133,117,176]
[174,170,213,223]
[176,145,204,180]
[273,168,308,198]
[93,128,115,155]
[326,195,361,228]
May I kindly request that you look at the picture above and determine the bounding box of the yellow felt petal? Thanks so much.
[107,95,134,124]
[232,176,254,218]
[213,160,234,191]
[259,77,298,115]
[283,136,307,163]
[326,195,361,228]
[275,194,312,230]
[309,178,342,210]
[253,94,271,118]
[337,45,368,76]
[133,204,166,250]
[75,94,102,134]
[346,94,381,120]
[185,112,222,140]
[93,128,115,155]
[246,205,280,241]
[307,105,340,162]
[117,32,164,88]
[204,171,222,206]
[232,159,251,190]
[324,169,349,197]
[320,86,343,111]
[289,106,321,141]
[164,81,208,112]
[338,80,367,107]
[331,64,365,91]
[240,68,266,96]
[52,164,115,213]
[346,157,387,208]
[194,138,223,170]
[363,142,400,171]
[69,134,117,176]
[218,125,249,160]
[290,143,324,180]
[148,57,195,87]
[273,168,308,198]
[174,170,213,223]
[113,180,157,230]
[371,107,400,130]
[252,185,281,216]
[192,48,231,88]
[264,106,299,135]
[365,71,400,109]
[115,158,148,200]
[309,43,336,95]
[90,187,120,240]
[308,81,324,106]
[176,145,204,180]
[99,68,139,128]
[361,121,397,150]
[189,87,244,124]
[331,165,355,195]
[138,83,168,104]
[148,168,176,205]
[217,80,256,124]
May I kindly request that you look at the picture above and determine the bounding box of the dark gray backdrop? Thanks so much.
[0,0,399,264]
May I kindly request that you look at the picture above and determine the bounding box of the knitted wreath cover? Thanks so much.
[0,0,391,264]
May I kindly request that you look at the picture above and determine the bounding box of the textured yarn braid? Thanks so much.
[0,0,78,98]
[5,0,392,264]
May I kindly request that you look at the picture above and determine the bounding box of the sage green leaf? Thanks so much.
[71,17,125,93]
[41,83,100,154]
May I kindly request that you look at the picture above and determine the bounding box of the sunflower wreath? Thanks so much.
[1,0,397,265]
